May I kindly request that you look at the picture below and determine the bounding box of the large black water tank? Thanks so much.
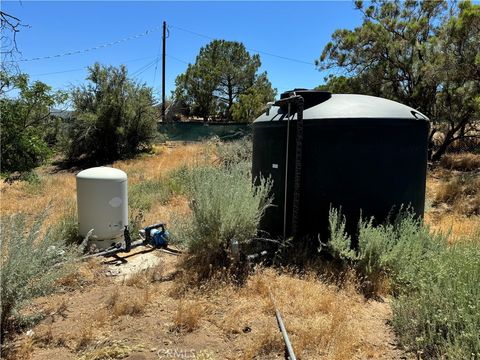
[252,90,429,241]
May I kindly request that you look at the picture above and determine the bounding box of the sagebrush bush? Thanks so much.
[215,137,253,167]
[392,239,480,359]
[320,208,357,261]
[323,209,479,358]
[51,204,83,246]
[172,163,271,278]
[0,212,77,340]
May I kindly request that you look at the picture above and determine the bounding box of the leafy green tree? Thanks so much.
[317,0,480,160]
[175,40,275,122]
[66,63,157,164]
[232,74,276,122]
[316,74,378,95]
[0,71,66,173]
[175,62,218,122]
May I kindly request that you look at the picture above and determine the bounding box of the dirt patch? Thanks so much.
[8,252,409,360]
[103,247,163,282]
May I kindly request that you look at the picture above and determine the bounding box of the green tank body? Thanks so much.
[252,90,429,241]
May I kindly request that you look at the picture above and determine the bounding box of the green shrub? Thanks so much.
[215,137,252,168]
[172,163,271,277]
[392,239,480,358]
[322,209,480,358]
[319,208,357,261]
[51,204,83,246]
[0,71,67,173]
[0,212,77,340]
[380,216,448,293]
[65,63,157,164]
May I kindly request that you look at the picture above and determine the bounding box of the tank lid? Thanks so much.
[76,167,127,180]
[256,93,429,122]
[279,89,332,110]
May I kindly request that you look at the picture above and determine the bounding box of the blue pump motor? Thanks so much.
[142,223,169,248]
[149,228,169,247]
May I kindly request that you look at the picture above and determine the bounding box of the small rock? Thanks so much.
[243,326,252,333]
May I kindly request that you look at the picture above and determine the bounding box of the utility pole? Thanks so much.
[161,21,166,122]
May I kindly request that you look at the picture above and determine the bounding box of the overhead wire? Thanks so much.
[30,55,158,77]
[166,54,190,65]
[130,57,159,78]
[8,25,162,63]
[9,22,313,70]
[11,21,316,95]
[169,24,315,67]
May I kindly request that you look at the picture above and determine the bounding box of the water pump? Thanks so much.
[139,223,169,248]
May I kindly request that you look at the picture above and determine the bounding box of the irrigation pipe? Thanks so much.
[268,287,297,360]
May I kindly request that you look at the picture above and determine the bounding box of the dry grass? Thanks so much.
[238,269,364,359]
[123,269,152,288]
[111,297,144,317]
[75,321,95,351]
[78,341,144,360]
[425,212,480,241]
[172,300,206,333]
[104,288,149,318]
[55,258,105,290]
[440,152,480,171]
[0,143,210,229]
[433,174,480,214]
[0,173,76,226]
[425,165,480,239]
[173,268,393,360]
[9,337,35,360]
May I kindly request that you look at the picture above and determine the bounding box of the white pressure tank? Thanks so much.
[76,167,128,250]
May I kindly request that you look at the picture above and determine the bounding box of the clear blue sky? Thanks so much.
[3,1,363,101]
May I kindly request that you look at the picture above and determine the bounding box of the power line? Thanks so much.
[169,24,315,67]
[131,57,159,78]
[8,25,162,63]
[31,67,87,76]
[9,22,314,68]
[166,54,189,65]
[29,54,189,79]
[30,56,158,77]
[169,24,213,40]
